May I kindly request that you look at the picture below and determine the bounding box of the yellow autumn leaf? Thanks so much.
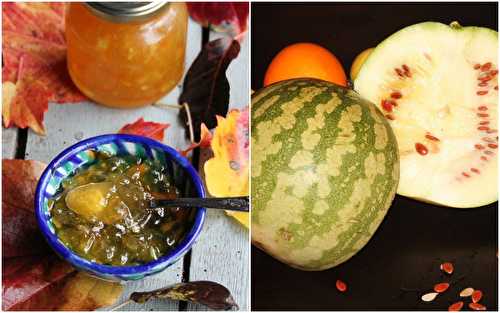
[204,107,249,228]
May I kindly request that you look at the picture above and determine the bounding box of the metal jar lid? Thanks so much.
[85,2,169,23]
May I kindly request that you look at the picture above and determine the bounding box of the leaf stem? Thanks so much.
[152,102,195,144]
[183,102,195,144]
[153,102,183,109]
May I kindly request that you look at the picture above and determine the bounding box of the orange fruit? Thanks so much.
[263,42,347,87]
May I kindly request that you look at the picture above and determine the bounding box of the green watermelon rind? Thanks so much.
[251,78,400,271]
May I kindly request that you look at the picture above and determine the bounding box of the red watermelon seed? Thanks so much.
[425,133,440,141]
[448,301,464,311]
[434,282,450,293]
[336,279,347,292]
[469,303,486,311]
[381,100,394,112]
[440,262,454,274]
[471,168,480,174]
[390,91,402,99]
[471,290,483,303]
[415,143,428,156]
[481,62,492,71]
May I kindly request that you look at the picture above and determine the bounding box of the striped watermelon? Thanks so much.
[251,79,400,270]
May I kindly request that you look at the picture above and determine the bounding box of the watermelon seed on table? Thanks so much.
[335,279,347,293]
[459,287,474,297]
[421,292,439,302]
[448,301,464,311]
[440,262,454,275]
[434,282,450,293]
[471,290,483,303]
[469,302,487,311]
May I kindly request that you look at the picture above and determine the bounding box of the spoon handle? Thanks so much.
[150,196,249,212]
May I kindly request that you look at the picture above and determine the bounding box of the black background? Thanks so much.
[251,2,498,311]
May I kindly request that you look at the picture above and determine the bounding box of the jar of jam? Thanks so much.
[66,2,188,108]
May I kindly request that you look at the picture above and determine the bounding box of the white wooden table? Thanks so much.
[2,19,249,311]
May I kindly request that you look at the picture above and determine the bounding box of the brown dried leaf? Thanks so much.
[130,281,238,310]
[178,37,240,140]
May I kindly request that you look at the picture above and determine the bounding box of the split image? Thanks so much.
[1,1,498,311]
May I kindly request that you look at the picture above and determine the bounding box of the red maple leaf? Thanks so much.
[2,2,86,135]
[2,160,123,310]
[118,118,170,142]
[187,2,249,39]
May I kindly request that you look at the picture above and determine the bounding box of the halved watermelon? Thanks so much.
[355,22,498,208]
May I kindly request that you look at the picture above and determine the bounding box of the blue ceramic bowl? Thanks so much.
[35,134,206,281]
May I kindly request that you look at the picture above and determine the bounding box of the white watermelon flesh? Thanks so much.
[355,22,498,208]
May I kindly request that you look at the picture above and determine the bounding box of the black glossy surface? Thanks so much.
[251,2,498,310]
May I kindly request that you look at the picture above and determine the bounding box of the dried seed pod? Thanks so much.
[471,290,483,303]
[421,292,439,302]
[336,279,347,292]
[440,262,454,274]
[460,287,474,297]
[448,301,464,311]
[469,303,486,311]
[434,282,450,293]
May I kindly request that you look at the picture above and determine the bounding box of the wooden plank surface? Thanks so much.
[2,128,18,159]
[186,32,250,311]
[23,19,202,311]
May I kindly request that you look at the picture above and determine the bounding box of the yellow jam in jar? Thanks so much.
[66,2,188,108]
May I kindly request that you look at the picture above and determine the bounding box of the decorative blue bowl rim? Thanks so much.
[35,134,206,277]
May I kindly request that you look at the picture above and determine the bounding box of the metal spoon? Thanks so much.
[65,182,249,215]
[149,197,249,212]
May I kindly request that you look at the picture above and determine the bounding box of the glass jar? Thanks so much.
[66,2,188,108]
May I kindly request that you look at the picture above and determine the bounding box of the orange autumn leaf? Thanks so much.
[2,2,86,135]
[180,123,213,157]
[204,107,249,227]
[118,117,170,142]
